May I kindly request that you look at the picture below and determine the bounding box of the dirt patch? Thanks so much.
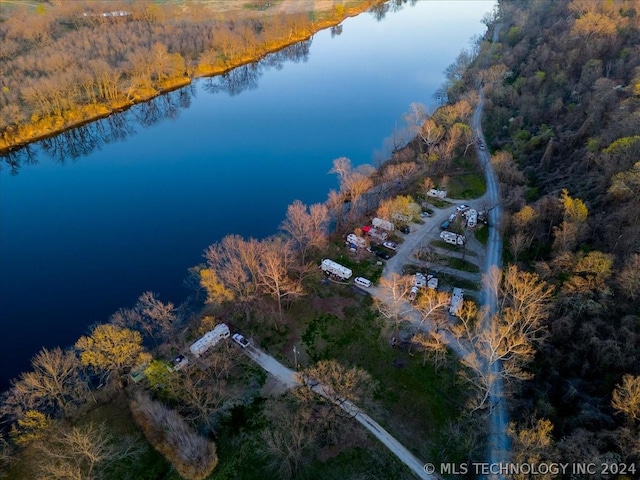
[310,296,356,321]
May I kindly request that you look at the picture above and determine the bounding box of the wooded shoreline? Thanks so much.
[0,0,384,155]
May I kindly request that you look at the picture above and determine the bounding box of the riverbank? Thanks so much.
[0,0,383,155]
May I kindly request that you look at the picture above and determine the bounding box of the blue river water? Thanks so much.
[0,1,493,390]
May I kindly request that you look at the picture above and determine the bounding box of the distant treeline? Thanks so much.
[0,0,386,152]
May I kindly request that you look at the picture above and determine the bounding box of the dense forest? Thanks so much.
[451,0,640,473]
[0,0,386,152]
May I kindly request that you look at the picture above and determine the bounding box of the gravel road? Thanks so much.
[241,343,439,479]
[473,93,510,477]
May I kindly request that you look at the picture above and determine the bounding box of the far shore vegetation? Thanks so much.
[0,0,386,153]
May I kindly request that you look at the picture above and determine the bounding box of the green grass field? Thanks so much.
[446,173,486,199]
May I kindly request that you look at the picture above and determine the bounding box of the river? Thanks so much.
[0,0,493,390]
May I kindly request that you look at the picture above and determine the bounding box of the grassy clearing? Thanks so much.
[212,291,465,477]
[298,301,465,460]
[446,173,486,199]
[436,272,481,292]
[335,255,384,283]
[474,225,489,244]
[430,239,478,256]
[445,257,480,273]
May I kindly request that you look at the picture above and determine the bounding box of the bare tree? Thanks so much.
[9,347,89,418]
[110,291,177,344]
[508,231,533,263]
[203,235,264,319]
[418,117,445,150]
[413,288,451,334]
[508,419,557,480]
[412,331,448,369]
[618,253,640,300]
[257,238,304,330]
[301,360,376,414]
[35,422,144,480]
[280,200,329,264]
[326,189,346,229]
[451,266,554,411]
[329,157,375,221]
[259,398,316,479]
[374,273,414,338]
[612,374,640,424]
[135,291,177,340]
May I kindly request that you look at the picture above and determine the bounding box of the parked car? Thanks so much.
[374,250,391,260]
[420,211,432,217]
[448,213,457,222]
[399,225,410,234]
[440,220,450,230]
[456,204,470,212]
[383,241,397,251]
[232,333,249,348]
[171,355,189,371]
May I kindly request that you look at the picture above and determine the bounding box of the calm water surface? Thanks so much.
[0,1,493,389]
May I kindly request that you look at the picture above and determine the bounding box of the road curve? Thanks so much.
[242,344,439,479]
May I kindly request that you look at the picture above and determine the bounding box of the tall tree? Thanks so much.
[280,200,328,264]
[34,422,144,480]
[452,266,554,410]
[257,238,304,329]
[9,347,88,418]
[202,235,263,318]
[130,393,218,480]
[375,273,414,338]
[612,374,640,424]
[301,360,376,414]
[75,324,151,388]
[329,157,375,221]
